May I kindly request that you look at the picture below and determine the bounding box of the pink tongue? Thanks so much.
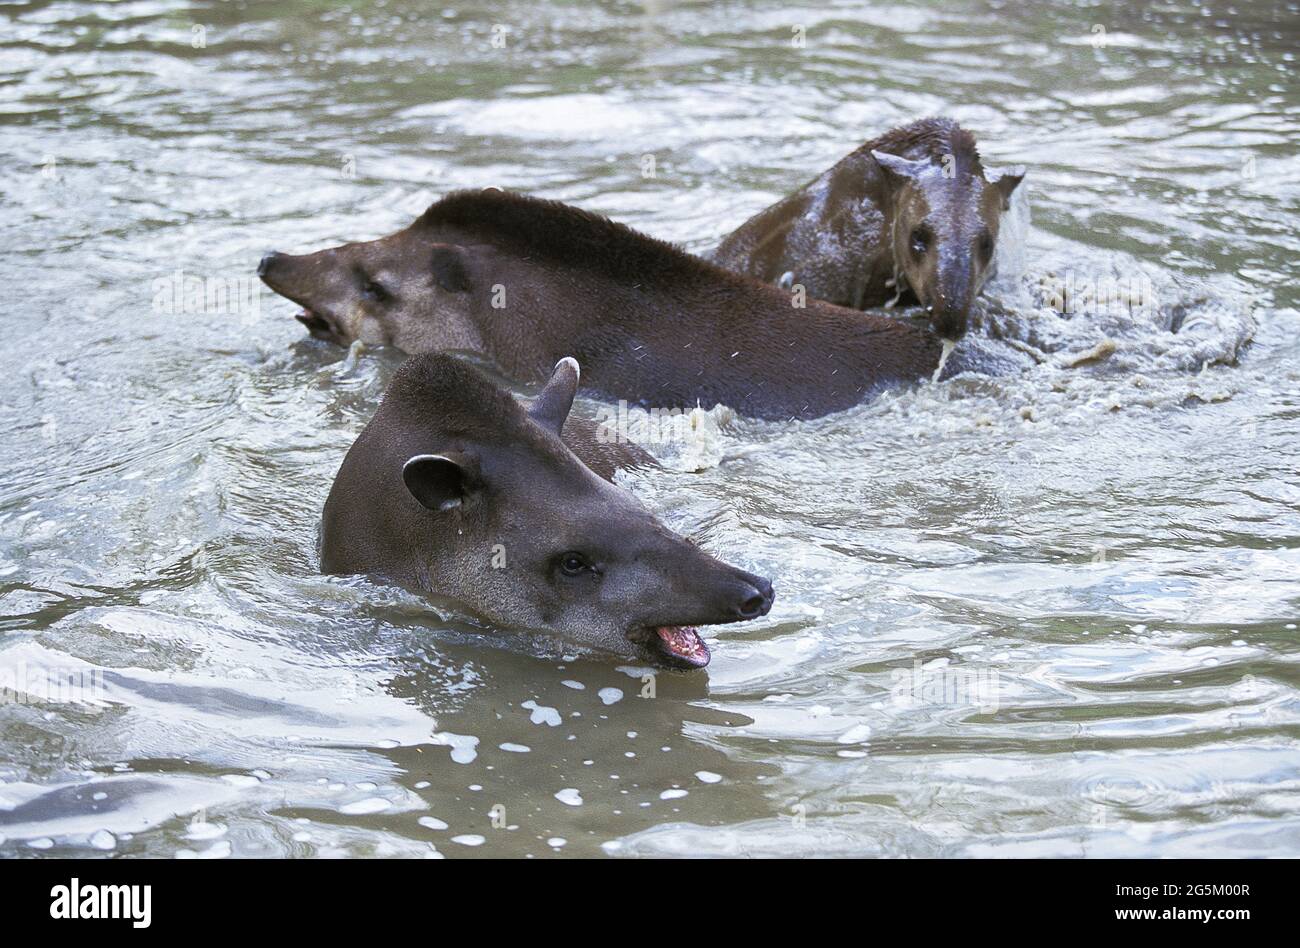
[655,626,710,667]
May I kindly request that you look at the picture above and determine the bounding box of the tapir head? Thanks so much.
[257,222,481,352]
[873,149,1025,341]
[323,354,774,669]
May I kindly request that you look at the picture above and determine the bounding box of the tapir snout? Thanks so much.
[929,262,974,341]
[735,572,776,619]
[650,540,774,626]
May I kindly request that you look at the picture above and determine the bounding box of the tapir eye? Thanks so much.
[909,226,931,257]
[361,279,390,303]
[558,552,591,577]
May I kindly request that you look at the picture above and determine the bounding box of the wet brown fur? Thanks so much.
[710,117,1023,338]
[262,190,945,420]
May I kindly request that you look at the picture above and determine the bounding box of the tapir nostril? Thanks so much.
[931,308,968,341]
[737,580,774,619]
[940,320,968,341]
[257,252,279,278]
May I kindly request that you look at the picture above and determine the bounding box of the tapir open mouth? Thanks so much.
[649,625,711,669]
[294,308,338,342]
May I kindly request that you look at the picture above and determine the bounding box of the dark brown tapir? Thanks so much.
[710,118,1026,341]
[258,190,950,420]
[322,351,774,668]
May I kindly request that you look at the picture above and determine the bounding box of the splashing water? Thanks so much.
[932,338,958,383]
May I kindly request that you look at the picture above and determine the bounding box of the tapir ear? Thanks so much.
[989,166,1026,208]
[871,150,928,186]
[403,452,473,511]
[431,244,470,293]
[528,357,580,435]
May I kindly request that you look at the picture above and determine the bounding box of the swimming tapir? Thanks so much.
[258,190,947,420]
[710,118,1025,341]
[322,352,774,668]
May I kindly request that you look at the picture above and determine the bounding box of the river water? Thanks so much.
[1,0,1297,858]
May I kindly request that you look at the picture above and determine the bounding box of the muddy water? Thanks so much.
[1,0,1297,857]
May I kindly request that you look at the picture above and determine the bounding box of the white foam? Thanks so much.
[676,404,734,472]
[836,724,872,744]
[432,731,480,763]
[184,821,227,841]
[89,829,116,851]
[522,700,561,726]
[176,840,233,859]
[554,788,583,807]
[990,177,1032,291]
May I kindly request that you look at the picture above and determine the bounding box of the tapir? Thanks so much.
[258,190,948,420]
[321,352,774,668]
[710,118,1026,341]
